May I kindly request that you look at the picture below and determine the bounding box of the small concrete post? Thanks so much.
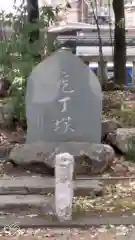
[55,153,74,222]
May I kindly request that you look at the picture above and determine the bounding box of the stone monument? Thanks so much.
[26,49,102,143]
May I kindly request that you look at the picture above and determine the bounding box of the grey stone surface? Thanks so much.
[101,119,122,141]
[107,128,135,153]
[0,175,103,197]
[9,141,114,175]
[0,195,53,210]
[26,49,102,143]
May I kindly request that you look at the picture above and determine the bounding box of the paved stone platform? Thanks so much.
[0,175,135,229]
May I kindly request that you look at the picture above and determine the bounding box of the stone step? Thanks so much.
[0,194,134,228]
[0,214,134,228]
[0,195,53,210]
[0,175,103,196]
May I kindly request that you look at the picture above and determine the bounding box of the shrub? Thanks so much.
[0,2,61,127]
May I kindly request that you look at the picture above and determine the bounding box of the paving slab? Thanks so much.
[0,176,103,196]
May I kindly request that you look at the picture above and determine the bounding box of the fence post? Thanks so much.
[97,61,108,84]
[55,153,74,222]
[132,61,135,86]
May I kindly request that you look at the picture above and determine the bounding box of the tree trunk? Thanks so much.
[113,0,126,86]
[27,0,39,43]
[93,0,108,85]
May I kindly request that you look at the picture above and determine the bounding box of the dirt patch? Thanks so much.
[103,90,135,127]
[0,227,125,239]
[71,180,135,218]
[0,128,25,145]
[0,162,55,177]
[0,225,133,239]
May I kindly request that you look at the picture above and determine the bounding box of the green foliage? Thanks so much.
[0,2,61,127]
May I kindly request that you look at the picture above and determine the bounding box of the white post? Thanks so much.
[55,153,74,222]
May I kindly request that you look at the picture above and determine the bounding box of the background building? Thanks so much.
[39,0,135,28]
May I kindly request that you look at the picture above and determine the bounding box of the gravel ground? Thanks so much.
[0,225,134,239]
